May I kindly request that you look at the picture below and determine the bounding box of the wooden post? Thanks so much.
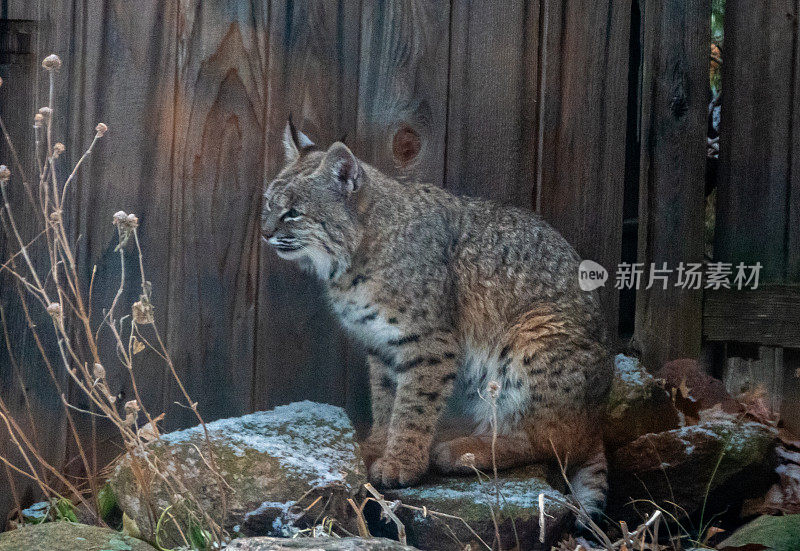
[635,0,708,371]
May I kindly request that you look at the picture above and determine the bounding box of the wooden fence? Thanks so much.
[0,0,798,527]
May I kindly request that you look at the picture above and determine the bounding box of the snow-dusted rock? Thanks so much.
[609,408,778,519]
[0,522,156,551]
[383,465,572,551]
[604,354,680,450]
[227,536,420,550]
[110,401,366,547]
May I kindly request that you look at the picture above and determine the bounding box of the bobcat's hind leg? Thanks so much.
[432,431,533,474]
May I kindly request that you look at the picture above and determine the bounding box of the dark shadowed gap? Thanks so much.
[618,0,642,341]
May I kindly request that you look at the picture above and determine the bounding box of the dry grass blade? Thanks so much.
[0,54,229,545]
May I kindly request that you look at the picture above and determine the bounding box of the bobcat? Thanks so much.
[261,121,612,516]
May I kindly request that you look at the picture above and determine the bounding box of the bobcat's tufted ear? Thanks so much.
[323,142,361,195]
[282,115,315,163]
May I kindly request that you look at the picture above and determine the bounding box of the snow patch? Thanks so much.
[614,354,652,387]
[160,401,357,487]
[397,478,563,512]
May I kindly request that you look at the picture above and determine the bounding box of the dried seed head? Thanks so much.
[458,452,476,468]
[49,210,63,223]
[42,54,62,71]
[53,142,65,158]
[38,107,52,120]
[112,210,128,225]
[34,113,44,128]
[124,399,140,413]
[95,122,108,137]
[132,298,154,325]
[46,302,62,318]
[124,412,137,427]
[0,165,10,182]
[93,363,106,379]
[113,211,139,250]
[487,380,500,399]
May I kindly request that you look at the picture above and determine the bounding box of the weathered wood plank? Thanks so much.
[715,0,797,282]
[781,349,800,436]
[445,0,537,206]
[17,1,184,495]
[2,2,38,20]
[634,0,708,370]
[166,2,268,427]
[357,0,450,185]
[703,285,800,348]
[351,0,450,424]
[0,16,65,527]
[255,0,364,421]
[537,0,631,338]
[789,0,800,282]
[724,346,784,413]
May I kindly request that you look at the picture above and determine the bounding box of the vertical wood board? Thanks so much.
[537,0,631,336]
[634,0,708,370]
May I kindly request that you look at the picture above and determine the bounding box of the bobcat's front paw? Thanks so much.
[359,437,386,470]
[369,453,427,488]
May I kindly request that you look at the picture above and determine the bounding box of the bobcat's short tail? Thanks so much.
[568,443,608,523]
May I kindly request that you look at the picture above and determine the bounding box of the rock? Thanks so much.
[604,354,680,450]
[758,446,800,515]
[110,401,366,547]
[658,358,744,419]
[608,408,778,520]
[20,501,51,524]
[383,465,572,551]
[0,521,156,551]
[227,536,421,550]
[718,514,800,551]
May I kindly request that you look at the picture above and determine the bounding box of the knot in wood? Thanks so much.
[392,124,421,166]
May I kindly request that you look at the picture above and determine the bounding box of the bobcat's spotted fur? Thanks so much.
[261,122,612,515]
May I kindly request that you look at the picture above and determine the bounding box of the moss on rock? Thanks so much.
[110,401,366,547]
[604,354,680,449]
[0,522,156,551]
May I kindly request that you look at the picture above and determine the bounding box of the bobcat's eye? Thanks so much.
[281,207,302,221]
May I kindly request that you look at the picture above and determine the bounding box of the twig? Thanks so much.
[363,483,407,545]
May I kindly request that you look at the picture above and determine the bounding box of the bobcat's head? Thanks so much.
[261,120,362,280]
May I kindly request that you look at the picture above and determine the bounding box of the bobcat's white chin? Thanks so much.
[274,247,306,260]
[298,247,336,280]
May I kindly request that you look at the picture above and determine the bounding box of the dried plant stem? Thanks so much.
[488,389,502,550]
[0,54,227,545]
[0,181,49,301]
[59,132,100,207]
[0,115,37,212]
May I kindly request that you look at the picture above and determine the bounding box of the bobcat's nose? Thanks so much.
[260,211,276,239]
[260,220,276,240]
